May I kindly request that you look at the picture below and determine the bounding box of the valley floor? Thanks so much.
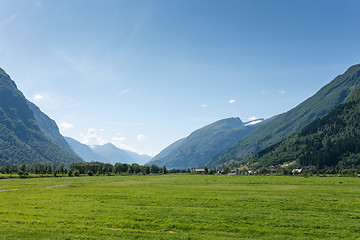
[0,174,359,239]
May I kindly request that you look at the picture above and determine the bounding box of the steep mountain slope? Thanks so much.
[27,101,74,154]
[148,117,267,169]
[210,64,360,167]
[0,68,83,166]
[251,88,360,172]
[64,137,107,162]
[148,138,185,163]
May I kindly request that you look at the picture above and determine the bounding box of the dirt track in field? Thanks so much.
[0,184,70,192]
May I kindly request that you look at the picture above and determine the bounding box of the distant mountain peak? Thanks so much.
[92,142,117,148]
[244,118,265,126]
[214,117,243,125]
[0,68,17,90]
[67,137,152,165]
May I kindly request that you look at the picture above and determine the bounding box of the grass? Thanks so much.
[0,174,359,239]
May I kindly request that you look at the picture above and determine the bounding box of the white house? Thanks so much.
[292,169,303,174]
[191,168,206,174]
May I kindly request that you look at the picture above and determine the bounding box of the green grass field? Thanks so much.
[0,174,359,239]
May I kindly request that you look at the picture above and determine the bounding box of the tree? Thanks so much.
[4,163,11,174]
[150,164,159,174]
[222,166,230,174]
[132,164,141,174]
[281,167,288,175]
[19,163,27,173]
[114,163,123,174]
[54,164,64,175]
[45,163,52,174]
[144,165,150,174]
[259,167,268,175]
[18,169,28,178]
[10,164,18,174]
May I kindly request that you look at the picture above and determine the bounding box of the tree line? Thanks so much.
[0,162,167,177]
[69,162,166,176]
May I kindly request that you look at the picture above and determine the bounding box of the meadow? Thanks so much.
[0,174,359,239]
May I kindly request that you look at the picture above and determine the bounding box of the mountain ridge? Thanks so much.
[0,68,83,166]
[209,64,360,167]
[64,137,108,163]
[66,137,152,165]
[148,117,269,169]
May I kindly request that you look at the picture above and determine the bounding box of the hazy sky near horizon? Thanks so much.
[1,0,359,156]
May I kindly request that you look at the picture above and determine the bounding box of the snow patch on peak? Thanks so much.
[244,118,264,126]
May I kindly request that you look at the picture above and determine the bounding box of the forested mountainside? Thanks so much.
[210,64,360,167]
[251,87,360,173]
[0,68,83,166]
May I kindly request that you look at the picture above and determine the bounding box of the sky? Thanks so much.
[0,0,360,157]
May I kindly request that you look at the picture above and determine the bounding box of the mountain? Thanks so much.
[66,137,152,165]
[147,117,268,169]
[64,137,107,162]
[0,68,83,166]
[123,150,152,165]
[209,64,360,167]
[91,143,137,165]
[27,101,74,154]
[148,138,186,164]
[251,87,360,173]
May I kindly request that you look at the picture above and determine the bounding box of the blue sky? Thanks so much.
[1,0,359,156]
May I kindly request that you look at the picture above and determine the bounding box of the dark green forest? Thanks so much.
[250,88,360,174]
[0,161,166,177]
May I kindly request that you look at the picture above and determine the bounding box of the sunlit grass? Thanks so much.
[0,175,359,239]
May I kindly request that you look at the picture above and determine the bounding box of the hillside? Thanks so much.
[148,117,267,169]
[251,88,360,173]
[209,64,360,167]
[0,68,83,166]
[148,138,186,164]
[66,137,151,165]
[27,101,74,154]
